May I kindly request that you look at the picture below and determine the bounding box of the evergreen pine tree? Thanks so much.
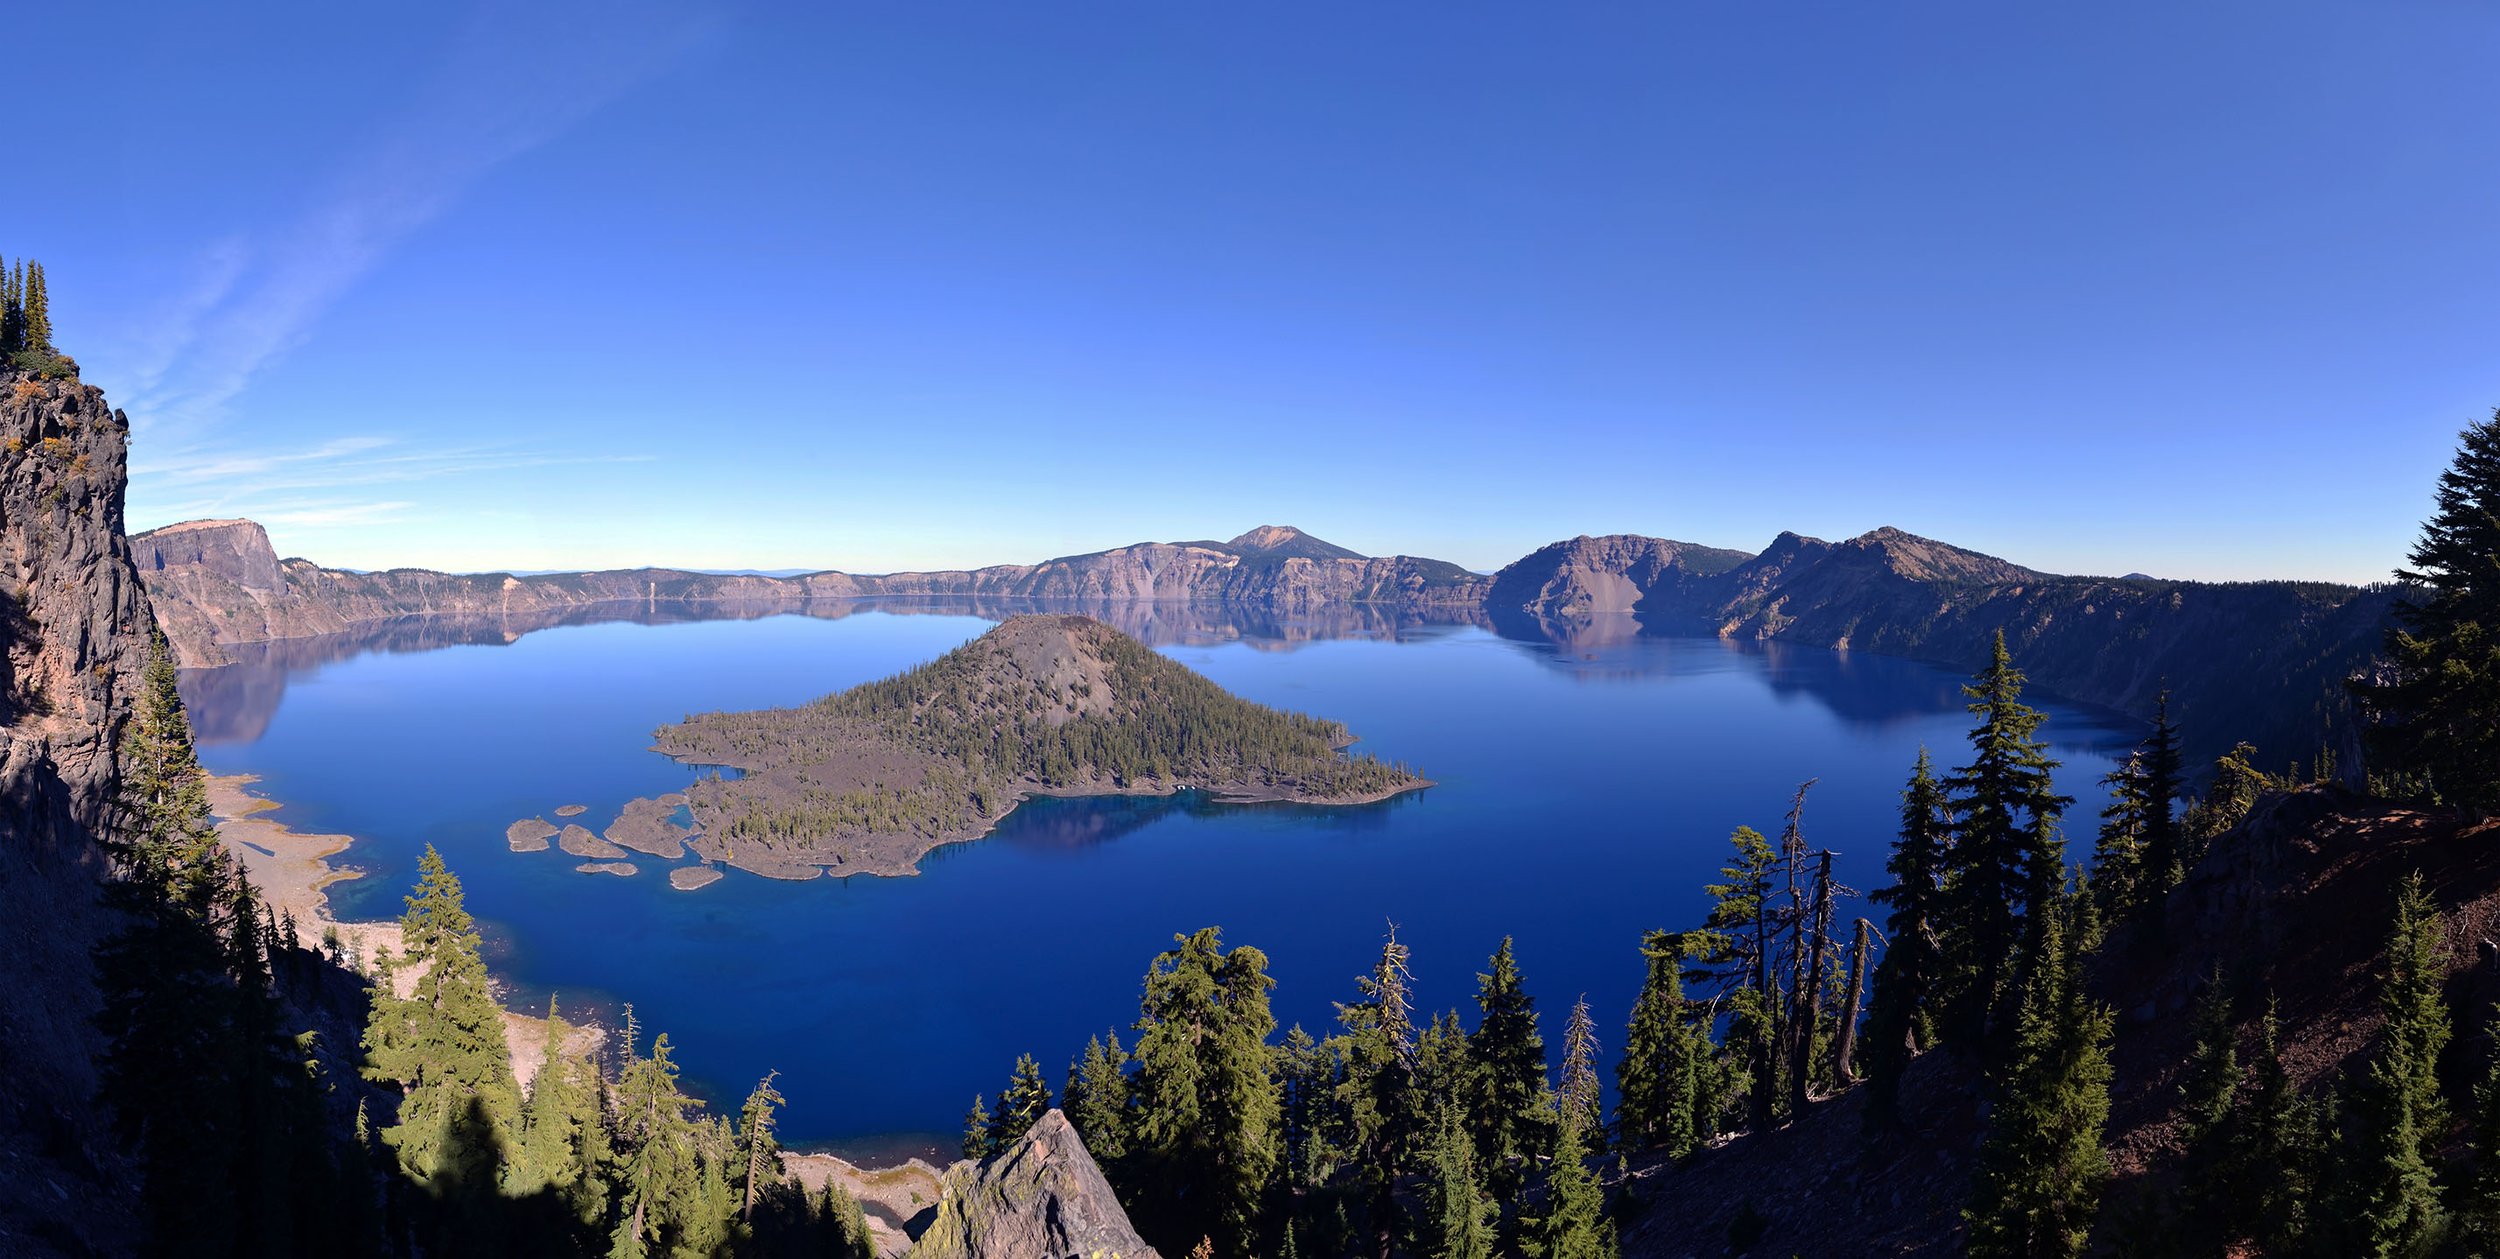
[1939,632,2072,1051]
[818,1179,873,1259]
[1129,927,1282,1257]
[1964,898,2113,1259]
[738,1071,786,1221]
[609,1027,703,1259]
[1863,749,1952,1128]
[2354,409,2500,811]
[987,1053,1053,1151]
[1066,1031,1134,1162]
[1697,824,1782,1128]
[25,259,51,350]
[2466,1005,2500,1248]
[1412,1010,1475,1140]
[513,998,612,1234]
[1557,995,1602,1143]
[1524,1105,1619,1259]
[2174,972,2240,1251]
[361,846,524,1209]
[1333,924,1420,1239]
[1614,930,1702,1158]
[1416,1103,1495,1259]
[93,636,254,1257]
[961,1095,994,1161]
[2137,691,2184,900]
[1468,937,1554,1178]
[2344,872,2451,1257]
[2091,753,2151,921]
[1,258,21,351]
[2226,999,2317,1256]
[1276,1024,1344,1191]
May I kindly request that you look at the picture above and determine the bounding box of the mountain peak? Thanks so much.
[1843,526,2039,583]
[1222,526,1365,561]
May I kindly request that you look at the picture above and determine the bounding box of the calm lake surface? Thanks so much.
[184,606,2135,1158]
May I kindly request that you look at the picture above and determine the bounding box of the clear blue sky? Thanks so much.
[14,1,2497,583]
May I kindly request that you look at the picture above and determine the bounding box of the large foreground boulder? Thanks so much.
[907,1109,1158,1259]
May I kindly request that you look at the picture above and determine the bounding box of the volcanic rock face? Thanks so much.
[1484,533,1753,644]
[908,1110,1159,1259]
[0,364,155,1252]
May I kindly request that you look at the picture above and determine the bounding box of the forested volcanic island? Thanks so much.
[519,614,1429,884]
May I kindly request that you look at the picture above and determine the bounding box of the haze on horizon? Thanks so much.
[13,1,2498,586]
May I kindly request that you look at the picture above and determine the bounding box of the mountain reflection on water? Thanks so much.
[181,597,2068,748]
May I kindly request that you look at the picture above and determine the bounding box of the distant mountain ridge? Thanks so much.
[134,517,2397,766]
[130,520,1491,670]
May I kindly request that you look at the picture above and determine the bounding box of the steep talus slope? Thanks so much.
[908,1110,1160,1259]
[1484,533,1754,646]
[136,521,1487,668]
[0,364,151,1255]
[1617,786,2500,1257]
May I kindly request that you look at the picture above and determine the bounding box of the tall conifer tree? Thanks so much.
[1129,927,1282,1257]
[361,846,523,1212]
[1416,1104,1495,1259]
[1066,1030,1134,1162]
[1524,1107,1618,1259]
[2340,873,2451,1256]
[1964,897,2113,1259]
[1556,995,1602,1143]
[1939,632,2071,1049]
[1864,750,1951,1128]
[2354,409,2500,811]
[1468,937,1553,1177]
[1615,930,1705,1157]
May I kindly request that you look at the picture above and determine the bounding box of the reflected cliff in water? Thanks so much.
[178,597,1487,743]
[177,596,2133,755]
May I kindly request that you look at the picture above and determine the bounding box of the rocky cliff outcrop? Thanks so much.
[1484,533,1753,645]
[0,363,152,1254]
[1491,525,2390,765]
[135,522,1490,668]
[908,1110,1158,1259]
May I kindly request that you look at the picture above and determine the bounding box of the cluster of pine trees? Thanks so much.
[2109,874,2500,1258]
[964,928,1616,1258]
[96,636,369,1255]
[1,255,67,372]
[92,639,877,1258]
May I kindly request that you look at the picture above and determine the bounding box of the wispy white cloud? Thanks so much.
[122,0,715,449]
[134,434,656,526]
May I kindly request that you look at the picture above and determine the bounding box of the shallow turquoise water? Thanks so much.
[186,609,2133,1157]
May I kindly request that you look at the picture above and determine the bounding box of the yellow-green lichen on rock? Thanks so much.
[906,1109,1158,1259]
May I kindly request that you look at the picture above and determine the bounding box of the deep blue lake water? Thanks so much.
[184,607,2135,1159]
